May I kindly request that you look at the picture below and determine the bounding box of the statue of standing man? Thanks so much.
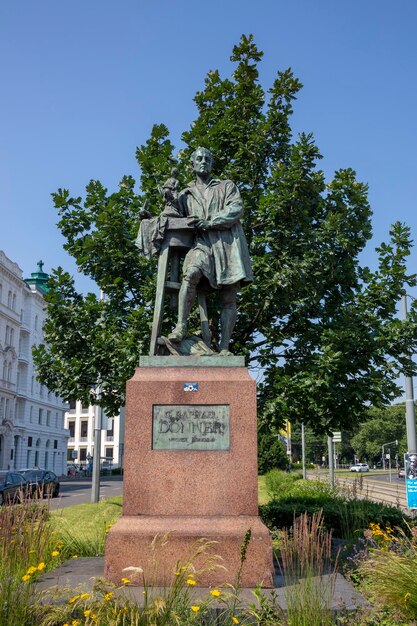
[168,147,252,355]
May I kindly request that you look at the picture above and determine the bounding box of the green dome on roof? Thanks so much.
[25,260,49,293]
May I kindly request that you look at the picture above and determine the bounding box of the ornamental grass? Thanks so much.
[356,523,417,621]
[278,510,338,626]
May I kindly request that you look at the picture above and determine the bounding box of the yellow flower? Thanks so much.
[51,550,60,557]
[71,555,78,559]
[84,610,91,617]
[181,565,187,570]
[37,562,46,571]
[56,541,63,548]
[80,593,90,599]
[232,618,240,624]
[27,566,37,574]
[121,577,131,584]
[21,574,31,582]
[104,591,114,601]
[191,605,200,612]
[404,592,411,604]
[72,621,80,626]
[91,615,97,621]
[186,578,197,586]
[68,594,80,604]
[210,589,221,597]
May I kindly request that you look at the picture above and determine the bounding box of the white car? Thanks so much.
[350,463,369,472]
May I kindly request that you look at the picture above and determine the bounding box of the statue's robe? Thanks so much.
[179,178,253,289]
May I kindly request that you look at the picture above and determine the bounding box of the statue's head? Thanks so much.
[190,147,213,177]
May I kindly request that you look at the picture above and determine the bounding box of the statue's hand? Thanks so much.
[196,219,212,231]
[139,199,152,220]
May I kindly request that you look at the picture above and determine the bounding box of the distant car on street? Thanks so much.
[0,470,28,504]
[398,467,406,479]
[17,469,60,498]
[350,463,370,472]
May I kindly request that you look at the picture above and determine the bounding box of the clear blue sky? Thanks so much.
[1,0,416,295]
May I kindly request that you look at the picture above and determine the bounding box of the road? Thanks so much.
[50,476,123,510]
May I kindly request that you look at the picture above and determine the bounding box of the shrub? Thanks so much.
[260,497,409,538]
[264,469,303,500]
[258,433,288,474]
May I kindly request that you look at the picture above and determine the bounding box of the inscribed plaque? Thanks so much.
[152,405,230,451]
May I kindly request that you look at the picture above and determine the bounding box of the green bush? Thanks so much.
[258,432,288,474]
[265,469,338,503]
[260,496,409,538]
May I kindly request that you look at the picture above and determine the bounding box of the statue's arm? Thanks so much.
[209,182,243,229]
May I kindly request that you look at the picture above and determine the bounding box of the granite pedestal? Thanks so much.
[104,356,274,588]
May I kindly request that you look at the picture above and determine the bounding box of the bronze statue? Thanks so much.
[136,148,252,355]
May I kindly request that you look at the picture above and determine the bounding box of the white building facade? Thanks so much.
[65,402,124,470]
[0,251,68,475]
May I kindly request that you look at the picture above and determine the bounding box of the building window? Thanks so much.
[7,291,12,308]
[38,408,43,425]
[5,325,10,344]
[79,448,87,462]
[105,447,113,460]
[28,437,32,447]
[68,421,75,438]
[29,406,33,423]
[0,397,4,418]
[2,362,6,380]
[7,363,12,382]
[80,421,88,438]
[34,315,38,330]
[69,399,76,412]
[54,439,58,450]
[46,410,51,426]
[67,448,74,461]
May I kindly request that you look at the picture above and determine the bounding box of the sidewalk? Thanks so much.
[37,556,367,613]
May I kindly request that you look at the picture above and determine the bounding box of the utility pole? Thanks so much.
[328,436,334,488]
[301,423,306,480]
[402,294,417,454]
[91,289,105,503]
[91,401,102,503]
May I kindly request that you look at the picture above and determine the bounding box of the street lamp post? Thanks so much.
[402,294,417,455]
[382,440,398,483]
[91,289,105,504]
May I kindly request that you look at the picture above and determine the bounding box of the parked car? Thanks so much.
[349,463,370,472]
[0,471,28,505]
[398,467,406,479]
[17,469,60,498]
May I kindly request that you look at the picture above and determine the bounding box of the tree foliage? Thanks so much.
[34,34,417,428]
[350,404,408,464]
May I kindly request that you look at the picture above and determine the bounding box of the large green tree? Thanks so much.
[34,35,417,430]
[350,404,408,464]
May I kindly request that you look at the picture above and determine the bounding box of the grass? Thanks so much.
[50,496,123,558]
[258,475,269,505]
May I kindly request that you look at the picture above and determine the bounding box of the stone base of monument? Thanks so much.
[104,356,274,588]
[105,515,273,587]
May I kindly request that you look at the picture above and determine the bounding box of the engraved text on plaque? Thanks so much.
[152,405,230,450]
